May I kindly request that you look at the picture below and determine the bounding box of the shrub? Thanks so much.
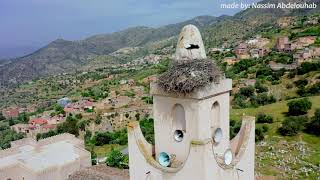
[305,109,320,136]
[297,62,320,75]
[256,66,273,79]
[233,95,248,108]
[252,93,276,106]
[287,98,312,116]
[256,113,274,123]
[262,125,269,133]
[239,86,255,98]
[93,132,112,146]
[106,149,129,169]
[255,126,265,142]
[278,116,308,136]
[294,79,308,88]
[255,82,268,93]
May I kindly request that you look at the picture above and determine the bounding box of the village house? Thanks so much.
[63,99,95,114]
[223,56,239,65]
[11,123,30,134]
[48,115,65,125]
[64,107,77,114]
[11,117,58,138]
[250,48,268,58]
[294,48,313,64]
[276,37,290,51]
[234,43,250,59]
[29,118,48,130]
[57,97,71,107]
[84,101,94,111]
[2,108,19,119]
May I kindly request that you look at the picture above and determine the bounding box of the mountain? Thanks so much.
[1,0,320,86]
[203,0,320,47]
[0,16,224,86]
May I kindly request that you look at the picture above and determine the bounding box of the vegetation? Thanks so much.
[0,126,25,149]
[256,113,274,124]
[305,109,320,136]
[278,116,308,136]
[106,149,129,169]
[287,98,312,116]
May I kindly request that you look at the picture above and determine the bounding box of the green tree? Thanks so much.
[256,113,273,123]
[278,116,308,136]
[239,86,255,98]
[57,115,79,136]
[287,98,312,116]
[54,104,65,115]
[255,81,268,93]
[18,112,29,123]
[255,126,265,142]
[306,109,320,136]
[106,149,128,169]
[93,132,112,146]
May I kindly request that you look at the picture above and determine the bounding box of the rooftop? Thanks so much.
[0,134,87,172]
[68,165,129,180]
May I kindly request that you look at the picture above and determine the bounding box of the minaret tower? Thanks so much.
[128,25,255,180]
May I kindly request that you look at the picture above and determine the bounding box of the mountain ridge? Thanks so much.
[1,0,320,86]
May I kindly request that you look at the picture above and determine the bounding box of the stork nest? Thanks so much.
[158,59,222,94]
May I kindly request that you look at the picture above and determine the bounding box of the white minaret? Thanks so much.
[128,25,255,180]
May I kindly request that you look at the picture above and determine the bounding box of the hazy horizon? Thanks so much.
[0,0,260,59]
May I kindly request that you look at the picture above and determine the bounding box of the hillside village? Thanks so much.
[1,12,320,179]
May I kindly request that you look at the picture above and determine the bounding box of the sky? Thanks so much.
[0,0,260,58]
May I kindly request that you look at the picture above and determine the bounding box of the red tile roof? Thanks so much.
[29,118,48,125]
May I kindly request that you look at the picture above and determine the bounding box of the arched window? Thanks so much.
[211,101,220,129]
[173,104,186,131]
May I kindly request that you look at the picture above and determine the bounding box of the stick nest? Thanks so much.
[158,59,222,94]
